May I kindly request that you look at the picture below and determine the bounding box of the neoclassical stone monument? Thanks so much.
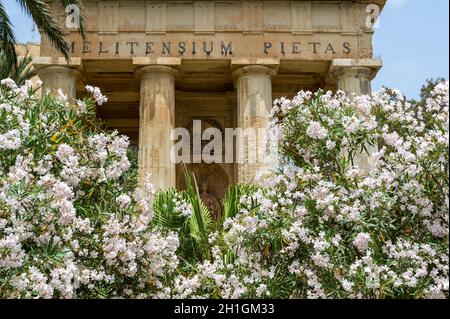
[34,0,385,194]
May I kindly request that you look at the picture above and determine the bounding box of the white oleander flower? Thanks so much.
[353,232,371,252]
[306,121,328,140]
[85,85,108,105]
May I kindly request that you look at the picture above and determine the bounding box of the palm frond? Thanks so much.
[15,53,36,85]
[0,50,11,80]
[222,185,239,221]
[16,0,70,60]
[152,188,185,231]
[0,51,36,84]
[182,164,212,258]
[0,1,18,72]
[220,184,257,265]
[222,184,257,222]
[189,200,213,241]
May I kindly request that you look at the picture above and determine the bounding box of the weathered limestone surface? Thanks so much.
[135,65,179,189]
[332,67,373,95]
[37,65,81,99]
[30,1,386,191]
[42,0,386,60]
[329,58,381,95]
[233,65,276,183]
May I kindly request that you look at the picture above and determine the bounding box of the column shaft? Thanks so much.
[233,66,276,183]
[38,66,81,99]
[137,66,177,190]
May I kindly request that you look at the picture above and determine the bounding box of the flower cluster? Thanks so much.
[1,78,448,299]
[85,85,108,105]
[0,80,179,298]
[205,82,448,299]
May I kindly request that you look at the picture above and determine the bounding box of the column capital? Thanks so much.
[132,57,181,67]
[32,56,83,72]
[231,65,277,79]
[327,58,382,82]
[134,65,180,80]
[37,65,82,80]
[35,63,83,99]
[231,58,279,79]
[231,57,279,68]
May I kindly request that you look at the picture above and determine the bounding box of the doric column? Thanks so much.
[37,66,81,99]
[329,59,382,173]
[332,66,373,95]
[329,58,382,96]
[232,65,277,183]
[135,66,178,190]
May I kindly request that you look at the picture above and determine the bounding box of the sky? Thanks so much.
[372,0,449,98]
[3,0,449,100]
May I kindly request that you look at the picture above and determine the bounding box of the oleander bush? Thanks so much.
[161,82,448,299]
[0,80,180,298]
[0,78,448,299]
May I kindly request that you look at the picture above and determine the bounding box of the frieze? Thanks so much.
[59,1,369,34]
[65,37,356,59]
[41,0,375,59]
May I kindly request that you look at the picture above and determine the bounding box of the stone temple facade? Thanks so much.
[33,0,385,199]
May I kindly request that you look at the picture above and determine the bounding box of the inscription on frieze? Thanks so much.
[66,37,355,59]
[40,0,373,59]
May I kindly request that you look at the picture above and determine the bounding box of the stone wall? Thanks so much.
[41,0,386,60]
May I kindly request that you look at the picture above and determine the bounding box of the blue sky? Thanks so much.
[4,0,449,99]
[372,0,449,98]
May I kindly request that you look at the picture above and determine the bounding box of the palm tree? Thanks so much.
[0,0,85,75]
[0,50,36,85]
[152,165,214,261]
[221,184,256,222]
